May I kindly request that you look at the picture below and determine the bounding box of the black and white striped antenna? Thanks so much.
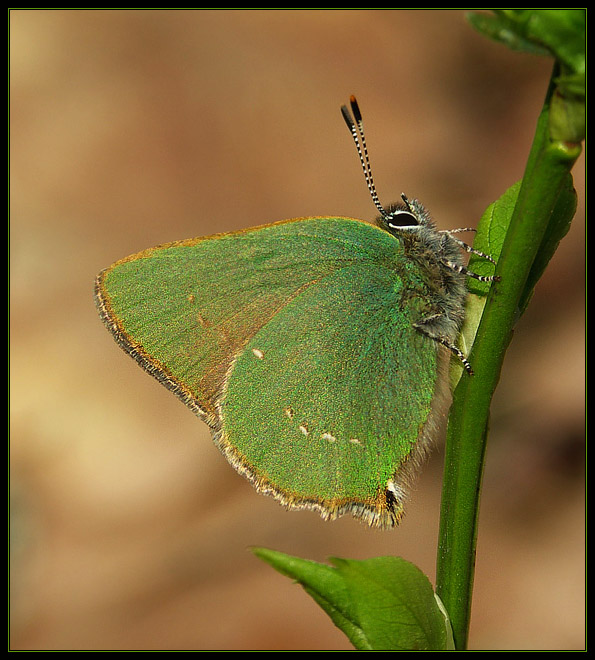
[340,95,389,220]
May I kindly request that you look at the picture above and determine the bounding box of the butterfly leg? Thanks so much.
[414,315,474,375]
[440,228,499,267]
[442,259,500,283]
[443,235,497,264]
[443,227,476,234]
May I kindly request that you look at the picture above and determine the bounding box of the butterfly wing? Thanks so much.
[95,217,448,527]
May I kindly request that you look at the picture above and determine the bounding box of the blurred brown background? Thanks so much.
[10,9,584,651]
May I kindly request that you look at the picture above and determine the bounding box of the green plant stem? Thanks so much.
[435,66,581,651]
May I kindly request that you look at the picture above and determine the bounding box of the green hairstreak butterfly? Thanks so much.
[95,96,497,528]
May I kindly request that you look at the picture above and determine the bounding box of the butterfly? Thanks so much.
[95,96,497,528]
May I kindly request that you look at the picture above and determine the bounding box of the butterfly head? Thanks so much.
[340,97,434,238]
[376,193,435,238]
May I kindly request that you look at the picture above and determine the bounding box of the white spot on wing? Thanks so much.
[321,432,336,443]
[298,425,309,436]
[251,348,264,359]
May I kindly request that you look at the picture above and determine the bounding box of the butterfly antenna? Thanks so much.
[341,96,388,219]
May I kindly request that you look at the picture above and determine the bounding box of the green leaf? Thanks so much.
[466,11,552,56]
[456,170,576,380]
[252,548,453,650]
[467,180,519,298]
[466,173,576,313]
[513,9,585,75]
[467,10,585,76]
[451,180,516,387]
[467,10,585,153]
[252,547,368,649]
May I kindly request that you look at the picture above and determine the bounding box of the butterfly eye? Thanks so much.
[387,210,419,228]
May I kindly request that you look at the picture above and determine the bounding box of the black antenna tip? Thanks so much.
[341,104,354,128]
[349,95,362,122]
